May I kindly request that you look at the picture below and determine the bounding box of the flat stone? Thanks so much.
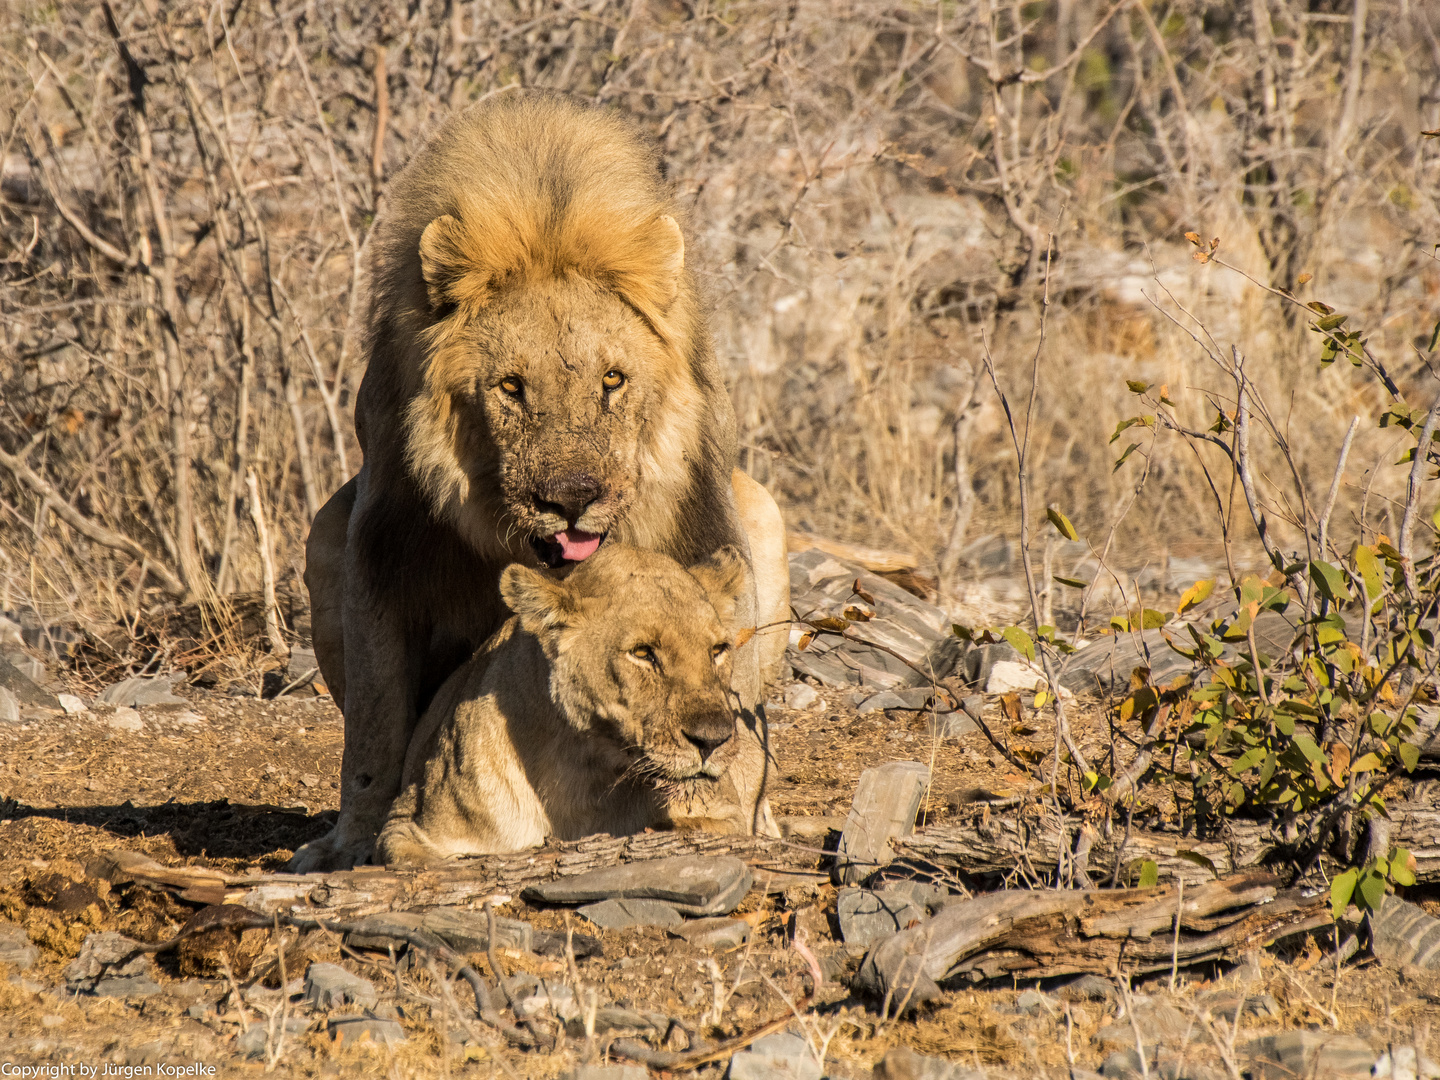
[1058,974,1118,1003]
[286,646,319,688]
[873,1044,989,1079]
[0,687,18,723]
[418,908,534,953]
[784,683,820,710]
[239,1017,310,1057]
[97,675,186,708]
[985,659,1045,694]
[1371,895,1440,970]
[927,711,978,739]
[837,888,926,947]
[833,760,929,885]
[1373,1047,1440,1079]
[578,897,684,929]
[523,855,753,916]
[328,1014,407,1047]
[564,1007,658,1037]
[303,962,378,1010]
[1016,988,1057,1016]
[515,980,579,1021]
[727,1031,822,1080]
[92,975,162,997]
[857,687,939,714]
[667,917,750,950]
[0,657,58,708]
[1196,990,1278,1021]
[5,653,45,684]
[877,880,952,913]
[56,694,88,714]
[564,1067,650,1080]
[166,978,222,1002]
[0,920,37,970]
[104,707,143,732]
[1243,1031,1375,1079]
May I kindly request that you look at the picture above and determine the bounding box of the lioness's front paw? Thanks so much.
[285,826,375,872]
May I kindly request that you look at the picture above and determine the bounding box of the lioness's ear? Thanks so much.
[687,544,747,628]
[418,214,490,315]
[651,214,685,309]
[501,564,578,633]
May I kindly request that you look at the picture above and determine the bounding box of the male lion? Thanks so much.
[293,93,787,871]
[376,544,754,866]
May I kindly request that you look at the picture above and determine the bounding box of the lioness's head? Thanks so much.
[499,542,746,782]
[395,96,716,568]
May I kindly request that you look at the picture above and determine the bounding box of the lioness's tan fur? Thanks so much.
[295,93,782,871]
[376,544,754,865]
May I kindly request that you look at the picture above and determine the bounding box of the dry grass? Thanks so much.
[1,0,1438,640]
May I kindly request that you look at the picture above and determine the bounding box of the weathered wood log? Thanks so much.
[856,872,1330,1001]
[786,530,920,573]
[88,831,815,917]
[893,802,1440,886]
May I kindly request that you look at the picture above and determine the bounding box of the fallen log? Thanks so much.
[786,530,920,573]
[893,802,1440,886]
[856,871,1330,1002]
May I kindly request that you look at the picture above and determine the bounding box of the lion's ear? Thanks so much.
[651,214,685,309]
[501,565,578,633]
[419,214,490,315]
[687,544,748,628]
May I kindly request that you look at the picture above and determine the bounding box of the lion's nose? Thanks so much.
[533,473,603,523]
[682,713,734,761]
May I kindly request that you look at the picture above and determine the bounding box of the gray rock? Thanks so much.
[0,687,17,723]
[4,652,45,685]
[1243,1031,1375,1079]
[328,1014,407,1047]
[873,1043,988,1079]
[1373,1046,1440,1079]
[65,931,147,985]
[303,962,378,1011]
[523,855,753,916]
[963,642,1020,688]
[833,760,929,885]
[239,1017,310,1057]
[784,683,820,710]
[1016,988,1056,1015]
[1060,629,1192,694]
[343,909,535,955]
[564,1067,650,1080]
[285,646,319,689]
[515,980,580,1021]
[668,917,750,950]
[1370,895,1440,970]
[167,978,222,1003]
[837,888,926,947]
[727,1031,822,1080]
[0,921,36,971]
[578,898,684,929]
[564,1007,658,1037]
[928,710,978,739]
[1196,990,1278,1020]
[93,976,162,998]
[877,879,953,913]
[857,687,942,714]
[0,656,58,708]
[1058,974,1118,1003]
[97,675,186,708]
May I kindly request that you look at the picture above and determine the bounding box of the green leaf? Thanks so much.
[1330,868,1358,919]
[1140,608,1172,630]
[1359,869,1387,911]
[1046,507,1080,541]
[1230,746,1267,774]
[1053,575,1090,589]
[1315,313,1348,331]
[1309,561,1352,604]
[1126,380,1152,394]
[1002,625,1036,663]
[1399,742,1421,773]
[1177,579,1215,614]
[1113,442,1141,472]
[1351,752,1385,772]
[1354,544,1383,602]
[1138,860,1159,888]
[1392,848,1417,888]
[1428,319,1440,353]
[1293,735,1327,764]
[1110,417,1140,444]
[1175,850,1218,878]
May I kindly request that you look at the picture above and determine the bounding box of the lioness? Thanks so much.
[376,544,752,866]
[293,93,787,871]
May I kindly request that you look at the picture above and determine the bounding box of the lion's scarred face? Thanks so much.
[499,543,745,783]
[403,205,702,568]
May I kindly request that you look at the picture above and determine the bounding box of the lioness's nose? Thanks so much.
[533,473,602,522]
[682,713,734,761]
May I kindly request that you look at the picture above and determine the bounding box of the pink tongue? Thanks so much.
[555,529,603,561]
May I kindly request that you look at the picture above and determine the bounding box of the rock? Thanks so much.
[985,659,1044,694]
[1373,1046,1440,1079]
[167,978,222,1002]
[343,909,542,955]
[523,855,753,916]
[0,656,58,708]
[328,1014,407,1047]
[1196,990,1278,1021]
[833,760,929,885]
[1016,989,1056,1016]
[877,880,952,913]
[0,688,18,723]
[872,1044,988,1079]
[65,931,148,985]
[565,1007,658,1037]
[285,646,319,689]
[56,693,88,715]
[928,711,978,739]
[0,920,38,970]
[577,898,684,929]
[5,653,45,684]
[963,642,1019,687]
[93,975,162,997]
[837,888,926,947]
[1243,1031,1375,1079]
[239,1017,310,1057]
[303,962,379,1011]
[564,1067,650,1080]
[727,1031,822,1080]
[1059,628,1192,695]
[104,707,143,732]
[97,675,186,708]
[1370,896,1440,970]
[668,917,750,950]
[1058,974,1118,1003]
[784,683,820,710]
[856,687,943,714]
[516,980,580,1021]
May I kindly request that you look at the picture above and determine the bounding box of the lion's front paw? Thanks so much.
[285,825,375,873]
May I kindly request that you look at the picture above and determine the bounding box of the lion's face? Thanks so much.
[500,543,746,782]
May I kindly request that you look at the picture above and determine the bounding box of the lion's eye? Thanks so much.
[602,370,625,391]
[499,376,524,398]
[711,643,730,664]
[629,644,657,666]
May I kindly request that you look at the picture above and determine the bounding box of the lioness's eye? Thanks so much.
[499,376,524,397]
[630,644,656,664]
[602,370,625,391]
[711,643,730,664]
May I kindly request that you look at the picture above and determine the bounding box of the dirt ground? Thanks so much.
[1,681,1437,1079]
